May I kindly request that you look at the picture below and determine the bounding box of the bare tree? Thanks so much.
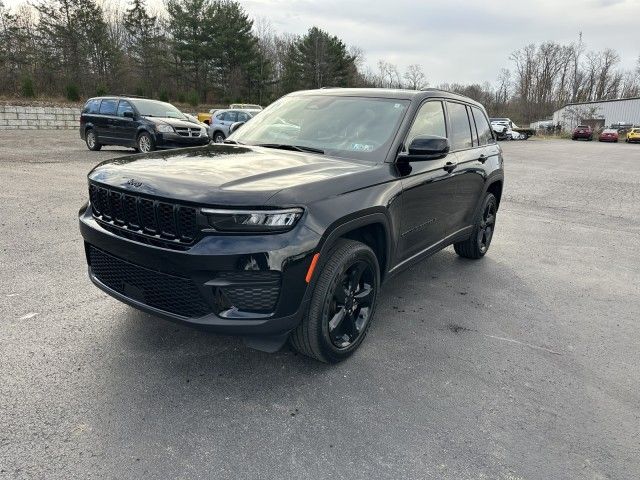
[403,64,427,90]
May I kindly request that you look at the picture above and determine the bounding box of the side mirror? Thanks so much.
[229,121,246,134]
[123,110,135,119]
[398,135,450,161]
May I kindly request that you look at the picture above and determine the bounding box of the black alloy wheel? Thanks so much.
[290,239,380,363]
[327,260,375,349]
[454,192,498,259]
[477,200,496,255]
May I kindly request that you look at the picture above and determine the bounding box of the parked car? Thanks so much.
[572,125,593,141]
[626,128,640,143]
[183,113,208,127]
[209,108,261,143]
[490,118,534,140]
[197,108,220,125]
[598,129,619,142]
[80,96,209,152]
[229,103,262,110]
[79,88,504,363]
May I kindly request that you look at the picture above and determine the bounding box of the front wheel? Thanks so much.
[454,193,497,259]
[290,239,380,363]
[213,131,225,144]
[137,132,155,153]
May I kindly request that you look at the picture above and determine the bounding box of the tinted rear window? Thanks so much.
[83,99,101,114]
[99,99,118,115]
[471,107,494,145]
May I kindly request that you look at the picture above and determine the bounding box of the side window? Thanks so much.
[447,102,473,150]
[83,99,101,114]
[226,111,238,123]
[117,100,134,117]
[99,99,117,116]
[471,107,494,145]
[405,101,446,149]
[215,113,225,121]
[237,112,250,122]
[468,106,479,146]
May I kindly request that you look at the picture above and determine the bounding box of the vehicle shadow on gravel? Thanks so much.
[102,245,532,384]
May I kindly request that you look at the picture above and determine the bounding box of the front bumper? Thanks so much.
[154,132,210,149]
[79,205,321,336]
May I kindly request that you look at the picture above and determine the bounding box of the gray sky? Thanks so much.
[7,0,640,86]
[240,0,640,85]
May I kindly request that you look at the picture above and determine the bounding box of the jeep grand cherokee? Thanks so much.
[79,88,504,363]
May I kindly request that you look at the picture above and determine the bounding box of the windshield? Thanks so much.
[130,99,186,119]
[229,95,410,161]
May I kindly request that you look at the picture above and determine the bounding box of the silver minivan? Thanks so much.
[209,109,261,143]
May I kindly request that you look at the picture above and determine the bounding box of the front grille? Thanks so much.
[89,183,199,247]
[174,127,202,137]
[89,246,210,318]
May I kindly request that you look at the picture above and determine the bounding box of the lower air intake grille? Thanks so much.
[216,271,281,313]
[89,246,210,318]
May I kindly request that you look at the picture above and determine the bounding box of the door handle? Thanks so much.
[443,161,457,173]
[478,154,487,163]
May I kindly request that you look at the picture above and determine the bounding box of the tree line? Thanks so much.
[0,0,638,123]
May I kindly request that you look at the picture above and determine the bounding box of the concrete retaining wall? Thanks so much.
[0,105,81,130]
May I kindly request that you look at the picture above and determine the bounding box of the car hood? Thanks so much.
[144,116,203,128]
[88,144,379,206]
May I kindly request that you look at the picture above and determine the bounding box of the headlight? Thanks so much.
[200,127,207,136]
[202,207,303,233]
[156,124,174,133]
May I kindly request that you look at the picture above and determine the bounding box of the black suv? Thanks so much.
[80,96,210,153]
[79,88,504,363]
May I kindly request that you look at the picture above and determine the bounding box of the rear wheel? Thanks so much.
[290,239,379,363]
[85,129,101,151]
[454,193,497,259]
[137,132,155,153]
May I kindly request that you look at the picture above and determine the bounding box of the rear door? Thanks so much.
[96,98,118,142]
[445,101,489,232]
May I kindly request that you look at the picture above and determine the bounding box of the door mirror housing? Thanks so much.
[398,135,450,161]
[123,110,135,119]
[229,121,245,134]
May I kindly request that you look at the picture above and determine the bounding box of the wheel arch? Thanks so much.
[316,211,392,283]
[486,179,503,207]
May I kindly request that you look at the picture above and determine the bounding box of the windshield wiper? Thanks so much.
[223,139,245,145]
[255,143,324,154]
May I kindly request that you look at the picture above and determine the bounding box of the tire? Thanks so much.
[454,193,498,259]
[136,132,155,153]
[290,239,380,363]
[85,129,101,151]
[213,131,225,144]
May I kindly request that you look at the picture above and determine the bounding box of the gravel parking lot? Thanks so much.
[1,131,639,479]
